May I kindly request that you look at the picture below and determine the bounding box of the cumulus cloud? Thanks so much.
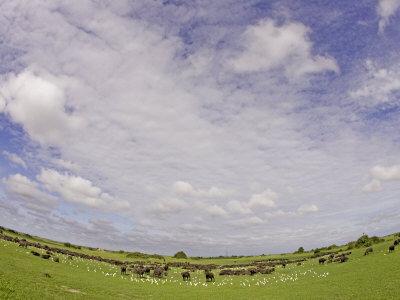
[297,204,318,214]
[0,70,82,146]
[2,173,58,213]
[265,209,297,218]
[226,200,252,214]
[2,150,27,169]
[196,202,227,217]
[51,158,79,171]
[248,189,277,208]
[172,181,235,198]
[37,168,129,211]
[377,0,400,33]
[149,198,188,216]
[226,216,265,228]
[370,165,400,180]
[230,19,339,79]
[362,179,382,192]
[363,164,400,192]
[350,60,400,106]
[180,223,211,232]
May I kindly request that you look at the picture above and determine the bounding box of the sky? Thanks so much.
[0,0,400,257]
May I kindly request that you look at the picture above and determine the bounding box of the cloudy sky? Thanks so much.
[0,0,400,256]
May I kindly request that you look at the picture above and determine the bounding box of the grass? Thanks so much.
[0,228,399,299]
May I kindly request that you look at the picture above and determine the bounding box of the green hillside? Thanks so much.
[1,227,399,299]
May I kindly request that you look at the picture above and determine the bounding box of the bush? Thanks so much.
[126,252,164,260]
[355,235,371,248]
[295,246,304,254]
[64,242,81,249]
[313,249,320,254]
[173,251,187,259]
[346,242,355,250]
[354,234,384,248]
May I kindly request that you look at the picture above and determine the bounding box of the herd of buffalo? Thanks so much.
[1,228,399,282]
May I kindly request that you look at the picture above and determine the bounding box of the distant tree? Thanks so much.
[296,246,304,253]
[173,251,187,259]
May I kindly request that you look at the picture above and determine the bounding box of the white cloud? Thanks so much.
[377,0,400,33]
[196,202,227,217]
[2,173,58,213]
[265,209,297,218]
[149,198,188,216]
[51,158,79,171]
[180,223,211,232]
[0,70,82,146]
[371,165,400,180]
[37,168,129,211]
[362,179,382,192]
[172,181,196,196]
[172,180,235,198]
[2,150,27,169]
[350,60,400,106]
[297,204,318,214]
[226,200,252,214]
[230,19,339,79]
[226,216,265,228]
[248,189,277,208]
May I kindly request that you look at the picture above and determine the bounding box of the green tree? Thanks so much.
[173,251,187,259]
[296,246,304,253]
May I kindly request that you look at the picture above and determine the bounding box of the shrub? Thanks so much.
[346,242,355,250]
[64,242,72,248]
[173,251,187,259]
[295,246,304,254]
[355,235,371,248]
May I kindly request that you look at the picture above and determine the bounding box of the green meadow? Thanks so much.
[0,228,399,299]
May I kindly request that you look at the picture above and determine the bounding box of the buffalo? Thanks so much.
[181,271,190,281]
[121,265,127,275]
[389,245,395,252]
[364,248,373,255]
[319,258,326,264]
[205,270,215,282]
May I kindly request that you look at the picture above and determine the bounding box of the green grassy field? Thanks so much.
[1,228,399,299]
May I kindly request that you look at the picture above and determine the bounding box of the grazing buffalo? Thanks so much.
[248,268,258,276]
[53,257,59,263]
[153,268,164,278]
[282,263,286,268]
[134,267,145,278]
[389,245,395,252]
[394,240,399,246]
[181,271,190,281]
[319,258,326,264]
[364,248,373,255]
[18,241,28,248]
[31,251,40,256]
[40,254,51,259]
[205,270,215,282]
[121,265,127,275]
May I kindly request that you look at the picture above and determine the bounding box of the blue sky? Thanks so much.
[0,0,400,256]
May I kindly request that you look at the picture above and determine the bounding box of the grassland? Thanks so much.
[0,228,399,299]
